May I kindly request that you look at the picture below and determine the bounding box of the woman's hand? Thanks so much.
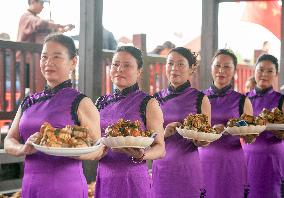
[20,132,39,155]
[192,140,210,147]
[241,134,258,144]
[271,130,284,139]
[76,145,108,161]
[164,122,182,138]
[213,124,225,134]
[112,148,145,159]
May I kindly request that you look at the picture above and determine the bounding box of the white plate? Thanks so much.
[32,142,102,156]
[225,125,266,136]
[266,123,284,131]
[176,127,222,142]
[101,136,155,149]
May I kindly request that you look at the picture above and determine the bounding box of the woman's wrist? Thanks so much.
[131,151,146,164]
[16,144,25,156]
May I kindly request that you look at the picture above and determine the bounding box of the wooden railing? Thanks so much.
[0,40,44,120]
[234,64,255,94]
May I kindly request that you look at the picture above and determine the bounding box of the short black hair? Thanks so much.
[43,33,77,59]
[255,54,279,73]
[168,47,198,68]
[115,46,143,69]
[162,41,175,49]
[28,0,44,5]
[212,49,237,69]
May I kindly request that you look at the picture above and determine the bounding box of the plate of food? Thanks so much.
[225,114,267,136]
[32,142,101,156]
[259,107,284,131]
[101,119,155,148]
[32,122,101,156]
[176,114,222,142]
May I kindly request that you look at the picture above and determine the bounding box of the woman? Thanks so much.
[199,49,253,198]
[4,33,102,198]
[152,47,211,198]
[243,54,284,198]
[95,46,165,198]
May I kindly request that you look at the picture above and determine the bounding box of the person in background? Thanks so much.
[152,47,210,198]
[243,54,284,198]
[199,49,253,198]
[17,0,74,44]
[0,32,10,41]
[244,76,257,93]
[4,33,103,198]
[16,0,75,97]
[151,41,176,56]
[103,26,117,50]
[94,46,165,198]
[254,41,270,64]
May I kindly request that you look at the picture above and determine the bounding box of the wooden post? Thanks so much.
[79,0,103,183]
[79,0,103,100]
[200,0,219,90]
[133,34,150,93]
[280,2,284,93]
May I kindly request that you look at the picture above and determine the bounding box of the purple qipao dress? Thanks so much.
[243,87,284,198]
[152,81,205,198]
[199,85,247,198]
[95,83,153,198]
[19,80,88,198]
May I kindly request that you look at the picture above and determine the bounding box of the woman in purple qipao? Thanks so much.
[152,47,211,198]
[199,49,253,198]
[4,33,102,198]
[94,46,165,198]
[243,54,284,198]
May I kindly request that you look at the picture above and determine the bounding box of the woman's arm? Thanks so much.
[142,98,165,160]
[241,97,257,143]
[243,97,253,116]
[193,95,211,147]
[4,107,37,156]
[201,95,211,125]
[77,97,101,141]
[271,102,284,139]
[77,97,107,160]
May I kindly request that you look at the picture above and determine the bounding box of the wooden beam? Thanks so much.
[200,0,219,90]
[79,0,103,183]
[133,34,150,93]
[0,149,24,164]
[0,179,21,192]
[79,0,103,100]
[0,40,42,53]
[0,112,16,120]
[280,2,284,93]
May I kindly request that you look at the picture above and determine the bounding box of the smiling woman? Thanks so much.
[199,48,253,198]
[243,54,284,198]
[94,46,165,198]
[40,35,77,87]
[152,47,211,198]
[4,33,102,198]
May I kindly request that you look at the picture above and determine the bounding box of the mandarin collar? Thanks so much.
[168,81,191,94]
[44,80,72,95]
[254,86,273,96]
[114,83,139,96]
[210,83,233,96]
